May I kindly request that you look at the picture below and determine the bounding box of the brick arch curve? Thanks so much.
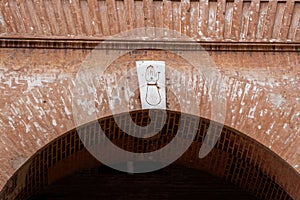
[0,46,299,199]
[0,110,299,199]
[0,0,299,197]
[0,46,299,196]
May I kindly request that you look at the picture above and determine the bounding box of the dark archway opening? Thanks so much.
[28,163,257,200]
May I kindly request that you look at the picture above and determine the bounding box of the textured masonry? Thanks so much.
[0,47,299,198]
[0,0,299,42]
[0,111,299,199]
[0,0,299,199]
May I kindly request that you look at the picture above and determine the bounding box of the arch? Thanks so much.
[0,0,299,197]
[0,110,299,199]
[0,44,299,197]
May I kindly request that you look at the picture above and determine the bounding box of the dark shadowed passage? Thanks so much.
[28,164,257,200]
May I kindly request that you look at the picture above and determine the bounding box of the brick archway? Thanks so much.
[0,45,299,199]
[0,110,299,199]
[0,0,299,199]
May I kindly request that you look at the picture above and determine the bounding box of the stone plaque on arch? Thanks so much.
[136,60,166,110]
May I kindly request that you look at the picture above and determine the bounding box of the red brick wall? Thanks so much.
[0,46,299,195]
[0,0,299,197]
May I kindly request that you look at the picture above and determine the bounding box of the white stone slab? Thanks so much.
[136,61,166,109]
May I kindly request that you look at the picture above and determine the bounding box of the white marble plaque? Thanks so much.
[136,61,166,109]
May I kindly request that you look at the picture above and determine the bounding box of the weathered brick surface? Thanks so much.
[0,111,298,199]
[0,0,299,42]
[0,0,299,198]
[0,47,299,194]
